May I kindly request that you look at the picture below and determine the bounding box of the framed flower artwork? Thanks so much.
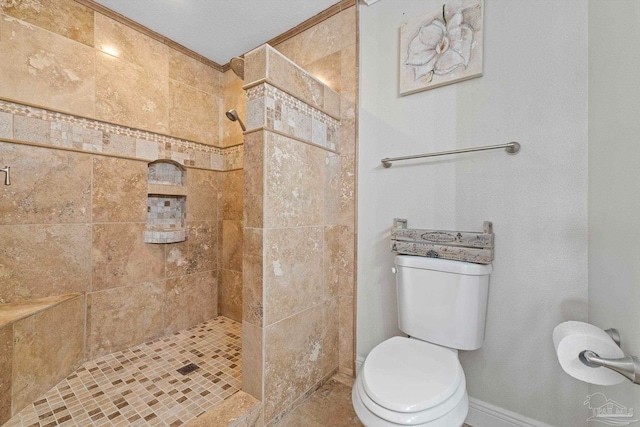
[399,0,484,96]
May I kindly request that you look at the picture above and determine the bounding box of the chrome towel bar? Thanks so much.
[381,141,521,168]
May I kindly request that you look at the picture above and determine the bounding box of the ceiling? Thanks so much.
[93,0,343,66]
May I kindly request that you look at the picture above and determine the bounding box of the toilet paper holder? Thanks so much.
[579,328,640,385]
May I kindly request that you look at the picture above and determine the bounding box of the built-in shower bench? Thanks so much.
[0,292,84,426]
[0,292,81,328]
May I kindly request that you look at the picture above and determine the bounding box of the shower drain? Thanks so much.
[177,363,200,375]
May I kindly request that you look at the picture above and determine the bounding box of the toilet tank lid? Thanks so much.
[395,255,492,275]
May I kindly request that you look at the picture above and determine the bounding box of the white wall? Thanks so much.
[588,0,640,417]
[358,1,589,425]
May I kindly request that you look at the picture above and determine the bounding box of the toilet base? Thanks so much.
[351,374,468,427]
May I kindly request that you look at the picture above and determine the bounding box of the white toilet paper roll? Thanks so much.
[553,321,625,386]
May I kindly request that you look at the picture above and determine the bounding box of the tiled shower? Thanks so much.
[0,1,357,426]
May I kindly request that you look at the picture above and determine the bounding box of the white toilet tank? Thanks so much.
[395,255,492,351]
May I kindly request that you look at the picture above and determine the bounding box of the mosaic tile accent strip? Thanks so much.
[0,100,243,171]
[223,145,244,171]
[3,317,242,427]
[246,84,339,151]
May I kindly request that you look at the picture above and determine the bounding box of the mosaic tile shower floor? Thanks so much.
[3,317,242,427]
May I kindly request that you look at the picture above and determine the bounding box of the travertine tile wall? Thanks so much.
[0,0,222,146]
[218,70,246,322]
[0,140,221,423]
[274,6,358,377]
[242,45,343,425]
[0,1,225,422]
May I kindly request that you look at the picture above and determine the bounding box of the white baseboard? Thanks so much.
[466,398,554,427]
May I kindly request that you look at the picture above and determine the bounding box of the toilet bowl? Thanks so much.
[351,255,492,426]
[352,336,468,426]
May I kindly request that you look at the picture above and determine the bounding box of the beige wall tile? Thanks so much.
[103,133,136,157]
[324,152,341,226]
[96,51,168,134]
[264,227,323,325]
[166,271,218,334]
[217,219,223,271]
[243,228,263,327]
[0,224,91,302]
[0,112,12,139]
[340,44,357,104]
[324,226,340,300]
[169,79,220,146]
[92,223,165,291]
[223,170,244,221]
[222,220,243,272]
[338,226,355,298]
[242,321,263,400]
[187,168,218,222]
[273,37,301,65]
[169,50,221,95]
[304,51,342,94]
[95,13,168,76]
[0,15,95,117]
[216,172,224,220]
[0,143,91,225]
[266,47,327,116]
[245,45,268,85]
[340,152,356,226]
[87,281,165,358]
[243,132,264,229]
[12,115,50,144]
[166,221,217,277]
[245,96,265,131]
[0,326,12,425]
[0,0,94,46]
[339,295,354,373]
[264,131,324,228]
[222,70,246,148]
[339,97,357,156]
[12,295,84,414]
[295,6,356,67]
[219,269,242,322]
[92,156,147,223]
[264,299,338,423]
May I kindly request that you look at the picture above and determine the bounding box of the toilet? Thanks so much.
[352,255,492,426]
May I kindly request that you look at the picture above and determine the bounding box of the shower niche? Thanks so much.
[144,160,188,244]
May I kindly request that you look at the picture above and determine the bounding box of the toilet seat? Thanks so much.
[354,337,468,426]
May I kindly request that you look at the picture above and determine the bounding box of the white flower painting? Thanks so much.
[400,0,483,95]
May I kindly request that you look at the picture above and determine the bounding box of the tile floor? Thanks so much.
[3,317,242,427]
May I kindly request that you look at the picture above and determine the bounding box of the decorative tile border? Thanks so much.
[0,99,244,171]
[246,83,340,151]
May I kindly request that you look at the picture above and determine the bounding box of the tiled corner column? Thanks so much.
[272,5,358,377]
[242,45,342,425]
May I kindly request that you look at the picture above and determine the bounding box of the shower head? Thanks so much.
[225,109,246,132]
[230,57,244,79]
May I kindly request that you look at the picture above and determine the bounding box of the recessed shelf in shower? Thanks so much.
[144,160,187,244]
